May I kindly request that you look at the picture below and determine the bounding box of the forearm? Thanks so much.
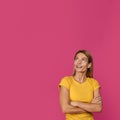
[62,104,88,114]
[74,102,102,113]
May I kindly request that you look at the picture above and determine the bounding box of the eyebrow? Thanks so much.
[75,56,87,59]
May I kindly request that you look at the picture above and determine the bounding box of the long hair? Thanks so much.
[73,50,93,78]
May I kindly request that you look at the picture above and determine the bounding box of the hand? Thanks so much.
[91,96,102,104]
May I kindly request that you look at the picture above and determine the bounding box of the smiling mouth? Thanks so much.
[76,66,83,68]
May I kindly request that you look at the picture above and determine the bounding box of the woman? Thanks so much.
[59,50,102,120]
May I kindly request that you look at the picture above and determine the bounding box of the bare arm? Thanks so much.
[59,86,88,114]
[70,88,103,113]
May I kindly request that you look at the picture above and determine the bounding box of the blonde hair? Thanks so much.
[73,50,93,78]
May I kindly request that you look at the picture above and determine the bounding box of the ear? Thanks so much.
[88,63,92,68]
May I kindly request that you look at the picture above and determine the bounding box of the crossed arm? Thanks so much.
[59,86,102,114]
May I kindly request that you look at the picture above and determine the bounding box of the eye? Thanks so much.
[75,57,79,60]
[81,58,87,62]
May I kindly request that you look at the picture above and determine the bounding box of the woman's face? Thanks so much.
[74,53,91,73]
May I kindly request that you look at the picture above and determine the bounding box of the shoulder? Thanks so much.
[87,77,100,90]
[87,77,99,84]
[59,76,73,90]
[60,76,73,83]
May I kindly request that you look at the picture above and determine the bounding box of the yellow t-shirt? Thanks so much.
[59,76,100,120]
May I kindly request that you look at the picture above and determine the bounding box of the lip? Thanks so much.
[76,66,82,68]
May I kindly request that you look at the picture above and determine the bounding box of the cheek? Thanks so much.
[82,63,89,68]
[74,63,76,68]
[74,61,77,65]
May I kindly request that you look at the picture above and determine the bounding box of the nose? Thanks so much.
[77,59,82,64]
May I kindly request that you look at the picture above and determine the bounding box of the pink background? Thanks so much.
[0,0,120,120]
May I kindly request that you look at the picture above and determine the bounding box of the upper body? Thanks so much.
[59,76,102,120]
[59,50,102,120]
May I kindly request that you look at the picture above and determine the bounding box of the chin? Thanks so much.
[76,69,86,73]
[76,70,83,73]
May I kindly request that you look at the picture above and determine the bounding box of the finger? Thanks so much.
[94,96,101,99]
[94,96,102,101]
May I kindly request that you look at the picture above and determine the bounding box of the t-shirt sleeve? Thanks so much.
[93,79,100,91]
[59,77,70,90]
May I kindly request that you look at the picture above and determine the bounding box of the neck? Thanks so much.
[73,72,87,83]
